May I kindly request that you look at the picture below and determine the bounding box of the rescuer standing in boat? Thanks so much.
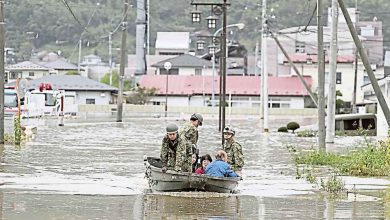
[222,126,244,175]
[179,113,203,170]
[160,123,191,173]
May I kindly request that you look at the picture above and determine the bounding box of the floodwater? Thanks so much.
[0,115,389,219]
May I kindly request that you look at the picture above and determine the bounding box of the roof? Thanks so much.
[285,53,354,64]
[8,75,117,92]
[155,32,190,50]
[138,75,312,96]
[151,54,214,68]
[6,61,48,71]
[39,59,78,70]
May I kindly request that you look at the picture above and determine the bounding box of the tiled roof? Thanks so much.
[6,61,48,70]
[151,54,214,68]
[285,53,354,64]
[138,75,312,96]
[22,75,117,91]
[40,59,78,70]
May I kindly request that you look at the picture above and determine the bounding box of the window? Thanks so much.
[362,118,376,129]
[29,72,34,77]
[86,99,95,104]
[295,42,305,53]
[45,94,56,106]
[5,93,17,107]
[336,72,342,84]
[160,68,179,75]
[195,69,202,76]
[10,71,19,79]
[344,119,359,130]
[323,42,330,51]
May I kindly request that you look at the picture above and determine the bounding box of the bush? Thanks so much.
[287,121,300,133]
[277,127,288,132]
[297,130,317,137]
[278,127,288,132]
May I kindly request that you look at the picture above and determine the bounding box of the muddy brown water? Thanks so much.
[0,116,389,219]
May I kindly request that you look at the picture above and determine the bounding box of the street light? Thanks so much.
[190,0,230,141]
[164,61,172,117]
[210,23,245,109]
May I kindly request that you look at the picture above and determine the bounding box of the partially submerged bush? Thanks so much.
[297,130,317,137]
[287,121,300,133]
[277,127,288,132]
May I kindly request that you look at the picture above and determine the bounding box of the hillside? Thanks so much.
[4,0,390,63]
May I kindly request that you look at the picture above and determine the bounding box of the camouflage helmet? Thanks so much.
[223,126,235,135]
[190,113,203,126]
[166,123,179,133]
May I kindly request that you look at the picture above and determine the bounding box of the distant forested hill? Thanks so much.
[4,0,390,63]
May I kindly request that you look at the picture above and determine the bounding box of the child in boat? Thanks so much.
[205,150,239,177]
[195,154,212,174]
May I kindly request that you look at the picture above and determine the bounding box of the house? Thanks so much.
[281,53,366,105]
[126,54,176,76]
[11,75,118,105]
[263,8,384,77]
[138,75,312,108]
[81,54,104,66]
[5,57,79,83]
[38,58,78,75]
[5,61,49,83]
[361,76,390,137]
[151,54,214,76]
[155,32,190,55]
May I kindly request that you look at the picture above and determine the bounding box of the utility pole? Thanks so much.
[0,0,4,144]
[78,39,82,74]
[317,0,326,151]
[338,0,390,126]
[254,41,259,76]
[116,0,129,122]
[271,33,318,107]
[351,1,359,113]
[135,0,146,76]
[221,0,227,142]
[109,31,113,86]
[326,0,338,144]
[261,0,269,132]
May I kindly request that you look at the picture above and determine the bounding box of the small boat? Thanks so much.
[144,157,241,193]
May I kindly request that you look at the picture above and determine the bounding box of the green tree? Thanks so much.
[66,70,80,75]
[126,87,157,104]
[100,70,132,91]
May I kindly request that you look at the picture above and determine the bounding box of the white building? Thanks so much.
[155,32,190,55]
[151,54,215,76]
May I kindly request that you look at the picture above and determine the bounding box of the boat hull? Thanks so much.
[145,157,240,193]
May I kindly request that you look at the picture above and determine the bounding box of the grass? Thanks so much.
[288,135,390,193]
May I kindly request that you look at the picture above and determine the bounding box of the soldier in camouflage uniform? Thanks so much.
[160,123,192,172]
[222,126,244,174]
[179,113,203,171]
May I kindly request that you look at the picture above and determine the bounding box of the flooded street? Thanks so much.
[1,116,389,219]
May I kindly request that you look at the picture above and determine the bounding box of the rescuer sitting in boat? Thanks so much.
[205,150,239,177]
[160,123,192,173]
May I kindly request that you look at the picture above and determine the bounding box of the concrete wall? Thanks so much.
[78,104,317,117]
[76,91,112,105]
